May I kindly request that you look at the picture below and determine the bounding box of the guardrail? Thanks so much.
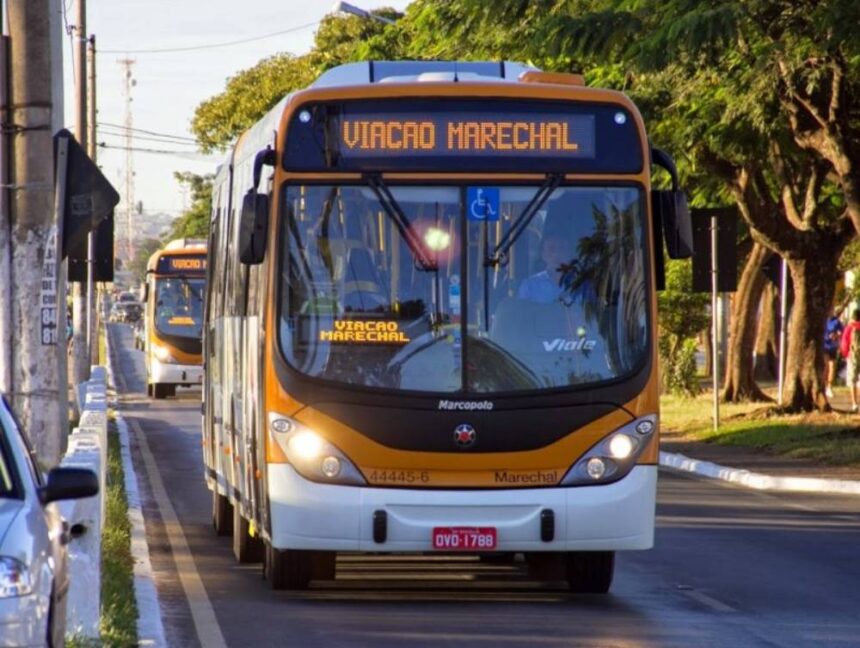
[56,365,108,639]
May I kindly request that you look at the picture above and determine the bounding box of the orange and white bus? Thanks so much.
[203,61,691,592]
[144,239,207,399]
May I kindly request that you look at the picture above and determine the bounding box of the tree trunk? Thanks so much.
[754,282,779,381]
[781,256,840,412]
[722,243,770,401]
[702,330,712,378]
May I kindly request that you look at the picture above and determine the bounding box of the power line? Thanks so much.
[99,21,318,54]
[97,121,197,142]
[98,142,212,160]
[99,130,199,147]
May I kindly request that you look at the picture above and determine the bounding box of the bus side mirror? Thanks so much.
[141,283,149,303]
[653,189,693,259]
[239,190,269,265]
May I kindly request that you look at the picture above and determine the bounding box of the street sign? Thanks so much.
[691,207,738,293]
[53,129,119,263]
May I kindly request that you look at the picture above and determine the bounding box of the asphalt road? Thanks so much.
[108,323,860,648]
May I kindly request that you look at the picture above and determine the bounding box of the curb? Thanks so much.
[659,451,860,496]
[105,325,168,648]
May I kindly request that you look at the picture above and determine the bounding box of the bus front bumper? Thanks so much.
[149,358,203,386]
[267,465,656,552]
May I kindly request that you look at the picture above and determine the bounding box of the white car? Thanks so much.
[0,397,98,647]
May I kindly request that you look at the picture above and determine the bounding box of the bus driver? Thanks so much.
[517,231,574,303]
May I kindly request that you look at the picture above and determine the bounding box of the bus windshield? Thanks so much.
[155,277,204,339]
[278,184,648,394]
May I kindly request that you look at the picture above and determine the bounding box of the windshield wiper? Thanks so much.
[366,175,438,271]
[487,173,563,266]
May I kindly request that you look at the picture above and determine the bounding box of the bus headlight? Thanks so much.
[268,413,366,486]
[153,344,176,364]
[561,415,657,486]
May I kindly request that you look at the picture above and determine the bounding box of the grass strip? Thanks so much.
[99,419,139,646]
[662,389,860,466]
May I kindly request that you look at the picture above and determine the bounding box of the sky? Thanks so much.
[63,0,413,219]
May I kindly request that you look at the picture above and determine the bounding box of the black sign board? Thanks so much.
[284,99,643,174]
[54,129,120,260]
[691,207,738,293]
[68,211,114,282]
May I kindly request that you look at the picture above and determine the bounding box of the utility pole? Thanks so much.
[70,0,88,385]
[5,0,66,464]
[87,35,97,364]
[118,58,135,266]
[1,9,12,394]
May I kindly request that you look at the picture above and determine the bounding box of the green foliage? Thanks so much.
[661,337,700,397]
[127,238,161,284]
[658,259,710,345]
[658,259,710,396]
[100,423,138,646]
[192,53,315,153]
[191,9,401,152]
[164,172,213,242]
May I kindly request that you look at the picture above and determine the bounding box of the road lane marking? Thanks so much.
[678,588,736,613]
[128,409,228,648]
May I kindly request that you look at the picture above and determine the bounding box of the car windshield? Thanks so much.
[154,277,204,338]
[278,184,649,393]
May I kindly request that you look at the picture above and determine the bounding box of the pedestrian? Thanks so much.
[824,307,844,398]
[840,309,860,412]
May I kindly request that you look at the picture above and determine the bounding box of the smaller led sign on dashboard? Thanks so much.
[337,113,595,158]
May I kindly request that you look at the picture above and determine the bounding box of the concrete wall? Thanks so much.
[57,365,108,638]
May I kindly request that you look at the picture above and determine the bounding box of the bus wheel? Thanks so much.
[166,384,177,398]
[212,489,233,536]
[152,383,167,399]
[565,551,614,594]
[146,383,153,397]
[233,505,263,563]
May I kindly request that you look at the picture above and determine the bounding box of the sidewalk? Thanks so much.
[660,386,860,491]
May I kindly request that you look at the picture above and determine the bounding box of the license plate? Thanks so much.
[432,526,497,551]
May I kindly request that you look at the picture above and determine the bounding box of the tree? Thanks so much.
[192,54,315,153]
[165,172,213,241]
[409,0,859,411]
[192,9,401,152]
[658,260,711,396]
[127,238,161,284]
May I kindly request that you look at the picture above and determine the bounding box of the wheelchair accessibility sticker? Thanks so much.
[467,187,500,222]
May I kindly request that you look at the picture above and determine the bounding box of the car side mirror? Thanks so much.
[239,190,269,265]
[40,467,99,504]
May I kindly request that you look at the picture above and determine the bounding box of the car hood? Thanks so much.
[0,499,24,549]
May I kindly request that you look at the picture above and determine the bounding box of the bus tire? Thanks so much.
[233,504,263,563]
[264,543,311,590]
[212,489,233,536]
[152,383,168,399]
[146,383,153,397]
[565,551,614,594]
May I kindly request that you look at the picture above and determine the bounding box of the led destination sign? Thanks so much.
[156,255,207,274]
[338,114,595,158]
[284,99,643,173]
